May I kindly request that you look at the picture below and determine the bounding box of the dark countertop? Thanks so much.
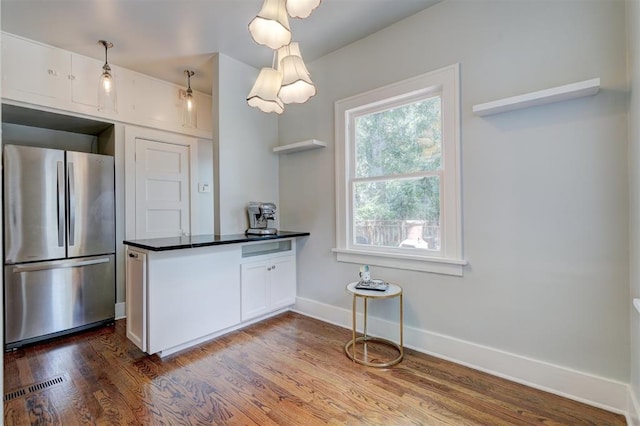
[123,230,310,251]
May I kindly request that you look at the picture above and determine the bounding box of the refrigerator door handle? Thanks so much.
[11,257,111,273]
[57,161,65,247]
[68,162,76,246]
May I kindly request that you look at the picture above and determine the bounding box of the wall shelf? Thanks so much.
[472,78,600,117]
[634,298,640,314]
[273,139,326,155]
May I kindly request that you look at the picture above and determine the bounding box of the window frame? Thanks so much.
[333,64,465,276]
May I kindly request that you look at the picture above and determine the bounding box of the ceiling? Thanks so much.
[1,0,440,95]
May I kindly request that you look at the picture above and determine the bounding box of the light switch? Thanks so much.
[198,183,211,193]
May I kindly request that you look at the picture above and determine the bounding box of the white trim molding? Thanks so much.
[293,296,630,416]
[124,125,200,240]
[628,388,640,426]
[332,248,466,275]
[115,302,126,320]
[333,64,464,276]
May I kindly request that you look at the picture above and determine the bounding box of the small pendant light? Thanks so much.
[97,40,116,113]
[247,67,284,114]
[277,42,316,104]
[183,70,197,128]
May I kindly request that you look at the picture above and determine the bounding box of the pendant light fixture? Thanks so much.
[247,56,284,114]
[182,70,197,128]
[98,40,116,113]
[248,0,291,50]
[286,0,322,19]
[246,0,321,113]
[277,42,316,104]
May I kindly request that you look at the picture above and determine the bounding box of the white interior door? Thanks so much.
[135,138,190,239]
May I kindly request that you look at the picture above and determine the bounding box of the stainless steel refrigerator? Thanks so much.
[3,144,115,349]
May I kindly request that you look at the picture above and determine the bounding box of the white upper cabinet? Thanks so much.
[69,53,103,109]
[124,72,182,127]
[2,33,70,103]
[2,32,213,138]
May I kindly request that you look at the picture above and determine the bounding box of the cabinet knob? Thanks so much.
[267,267,271,271]
[47,69,57,76]
[68,75,75,81]
[272,265,276,270]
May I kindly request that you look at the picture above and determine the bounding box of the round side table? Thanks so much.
[344,281,403,367]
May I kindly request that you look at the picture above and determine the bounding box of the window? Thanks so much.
[334,64,465,275]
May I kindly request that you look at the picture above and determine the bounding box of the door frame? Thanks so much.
[124,125,199,240]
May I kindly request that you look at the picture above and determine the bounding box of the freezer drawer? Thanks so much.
[4,255,115,348]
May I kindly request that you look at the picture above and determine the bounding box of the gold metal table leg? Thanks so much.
[351,293,356,362]
[344,290,403,367]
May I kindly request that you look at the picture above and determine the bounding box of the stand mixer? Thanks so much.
[245,202,278,235]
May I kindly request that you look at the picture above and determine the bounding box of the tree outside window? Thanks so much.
[353,96,442,252]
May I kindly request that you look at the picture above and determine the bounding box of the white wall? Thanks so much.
[628,0,640,421]
[279,0,629,397]
[196,138,215,234]
[213,53,279,234]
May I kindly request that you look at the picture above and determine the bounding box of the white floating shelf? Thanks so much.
[273,139,327,155]
[472,78,600,117]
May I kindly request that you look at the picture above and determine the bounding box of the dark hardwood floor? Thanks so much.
[4,312,625,425]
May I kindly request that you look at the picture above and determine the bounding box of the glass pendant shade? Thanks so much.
[247,67,284,114]
[183,70,197,128]
[277,42,316,104]
[97,40,116,113]
[183,90,197,128]
[286,0,322,18]
[248,0,291,49]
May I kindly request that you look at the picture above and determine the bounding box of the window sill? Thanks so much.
[332,248,467,276]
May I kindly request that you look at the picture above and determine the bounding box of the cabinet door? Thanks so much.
[126,249,147,352]
[269,256,296,310]
[70,53,102,108]
[241,260,270,321]
[2,33,70,102]
[128,73,181,126]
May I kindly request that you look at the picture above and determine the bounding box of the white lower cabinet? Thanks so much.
[240,256,296,321]
[241,241,297,322]
[241,261,270,321]
[269,256,297,310]
[125,248,147,352]
[124,239,297,356]
[146,245,241,355]
[241,255,296,321]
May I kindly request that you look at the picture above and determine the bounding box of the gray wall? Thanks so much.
[628,0,640,415]
[214,54,279,234]
[279,0,629,381]
[196,138,215,234]
[2,123,98,152]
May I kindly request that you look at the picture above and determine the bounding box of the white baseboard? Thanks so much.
[115,302,126,320]
[629,387,640,425]
[293,297,629,416]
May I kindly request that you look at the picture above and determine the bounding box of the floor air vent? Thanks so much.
[4,388,26,401]
[4,374,66,401]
